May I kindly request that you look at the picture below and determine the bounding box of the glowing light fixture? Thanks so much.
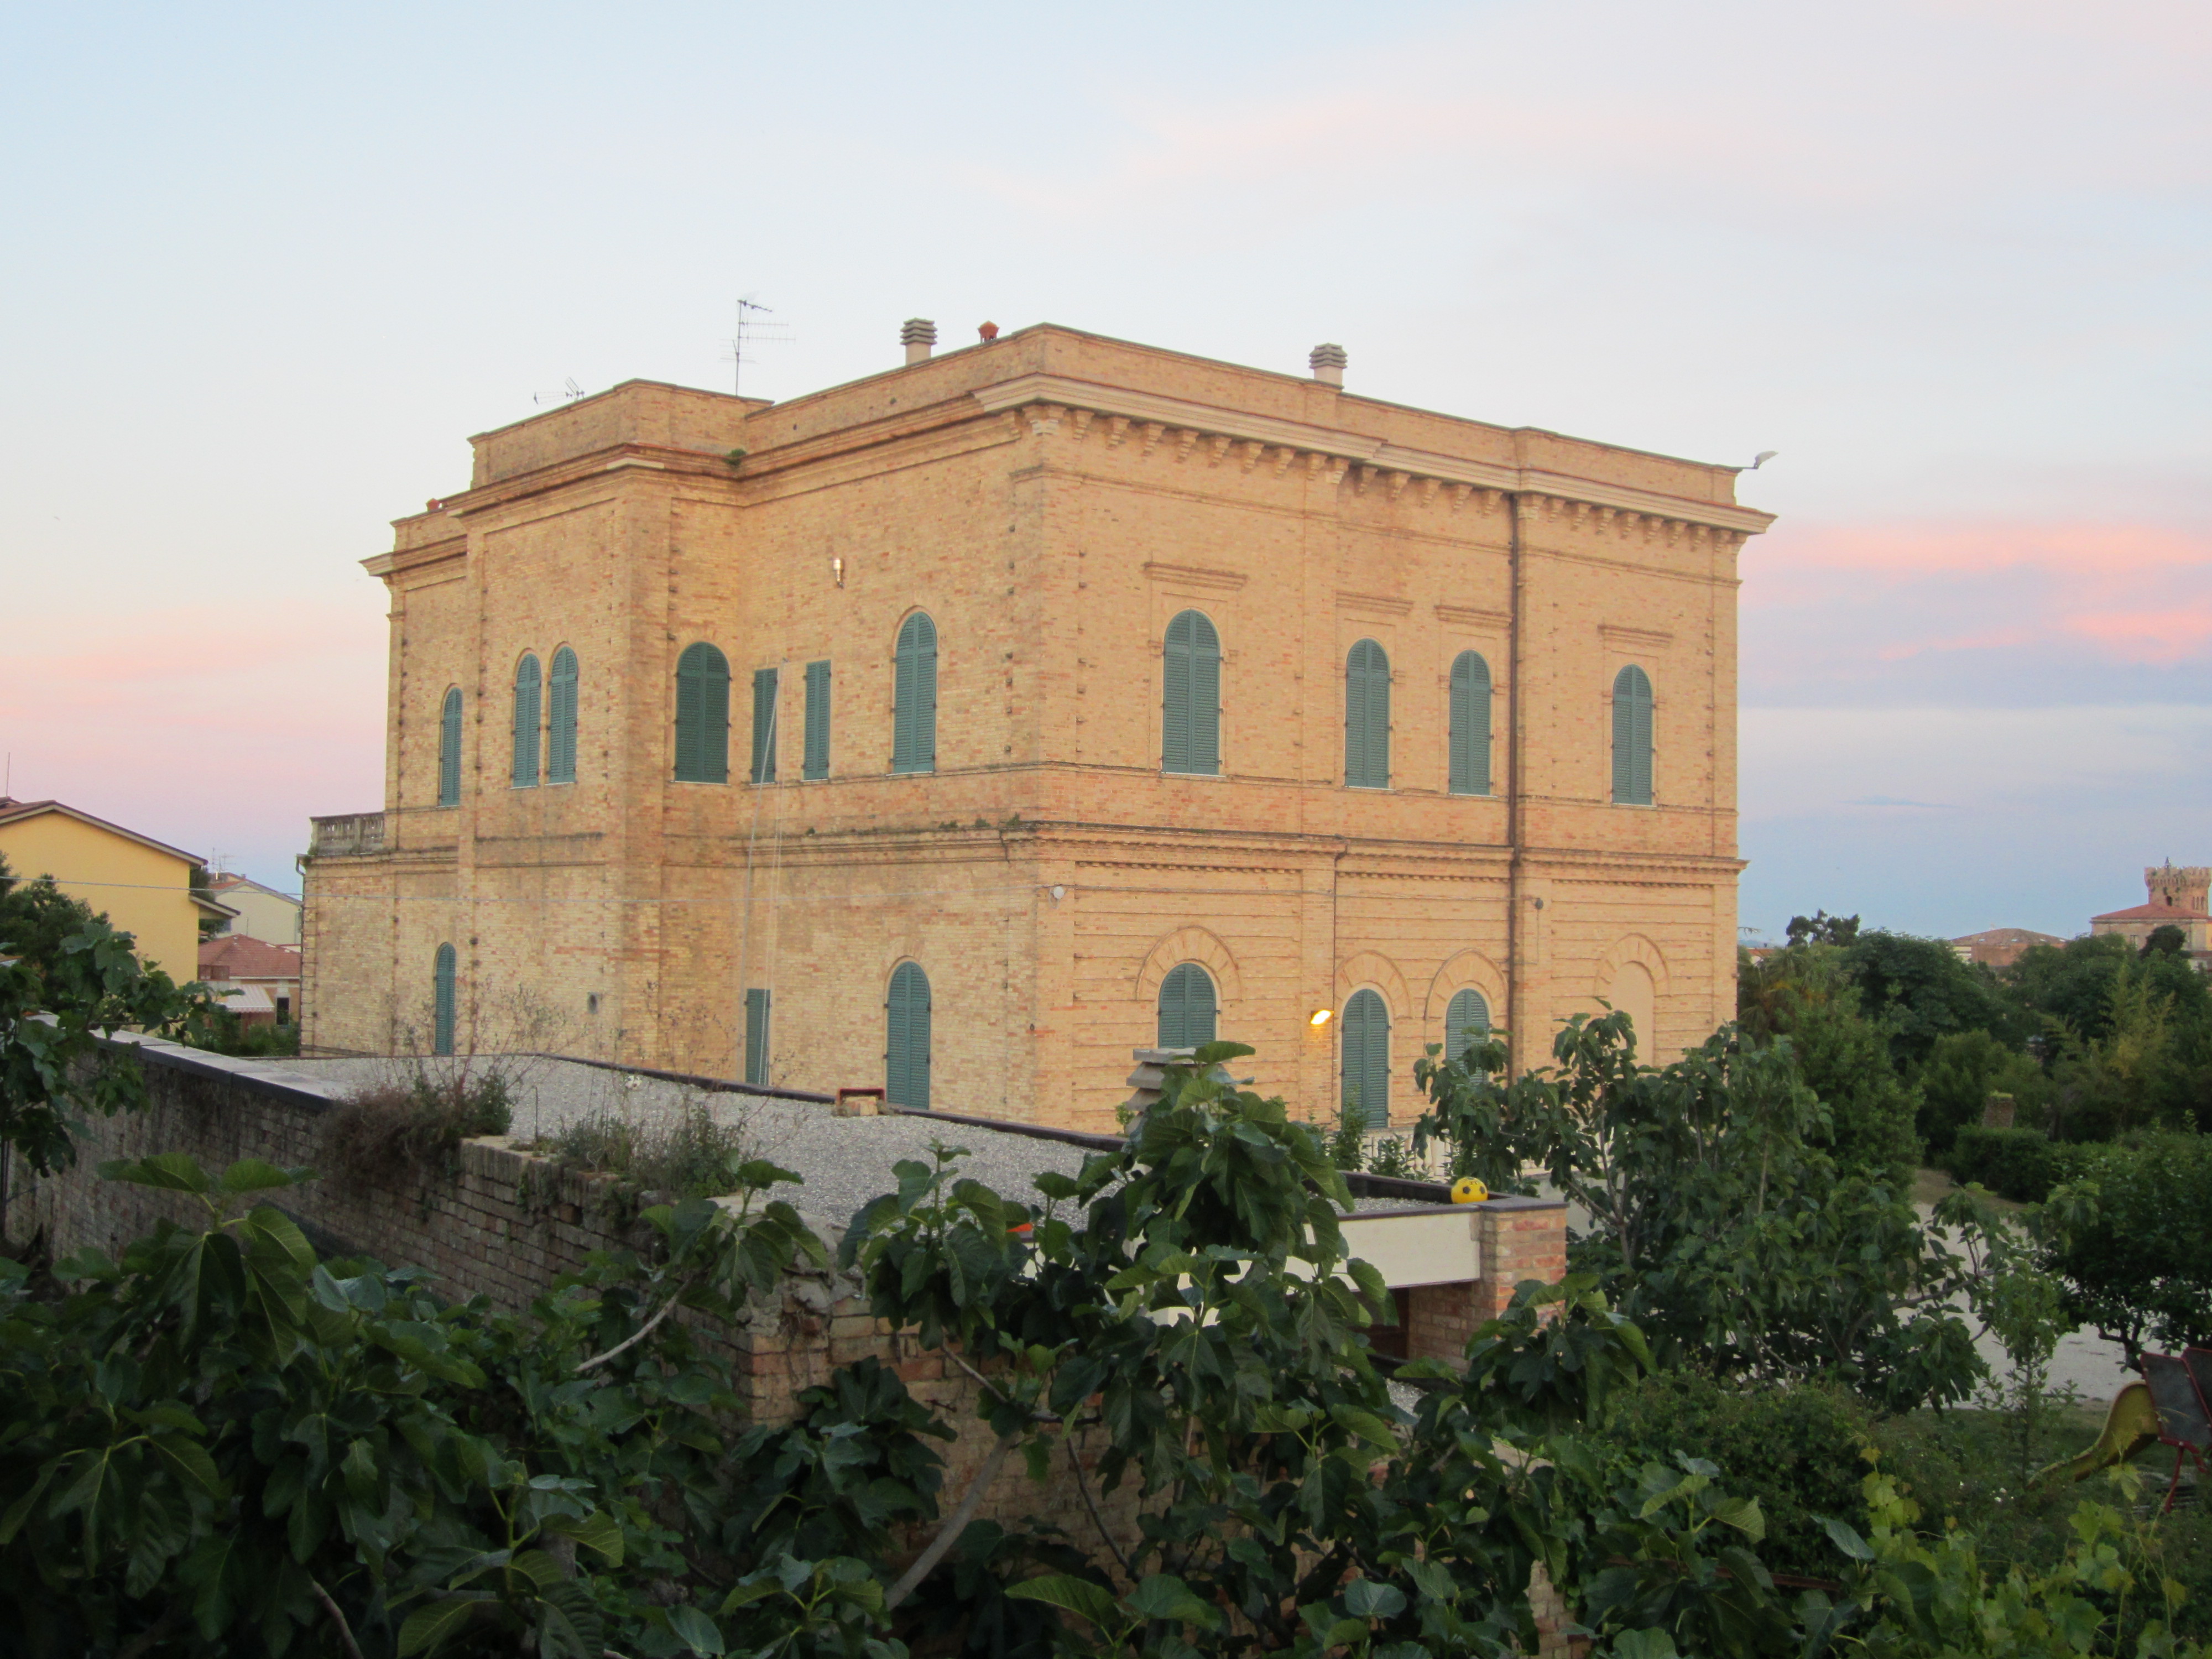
[1308,1008,1332,1027]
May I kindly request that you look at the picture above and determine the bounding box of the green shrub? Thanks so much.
[320,1071,512,1185]
[1598,1370,1877,1578]
[1943,1125,2085,1201]
[2041,1131,2212,1361]
[545,1095,754,1199]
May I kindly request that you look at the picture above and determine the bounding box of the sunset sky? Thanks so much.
[2,1,2205,941]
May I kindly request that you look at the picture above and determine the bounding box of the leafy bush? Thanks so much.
[2041,1131,2212,1362]
[1916,1027,2048,1155]
[542,1094,754,1198]
[186,1007,302,1058]
[319,1070,512,1185]
[1944,1125,2083,1202]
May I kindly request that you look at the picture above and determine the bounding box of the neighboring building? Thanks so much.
[197,933,304,1026]
[0,797,225,979]
[2091,862,2212,959]
[1950,927,2065,969]
[204,872,303,946]
[302,322,1773,1132]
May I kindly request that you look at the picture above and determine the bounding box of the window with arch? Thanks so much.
[886,961,932,1109]
[548,646,578,784]
[893,613,937,774]
[1156,962,1218,1048]
[1340,988,1390,1128]
[1344,639,1390,789]
[432,943,457,1056]
[1162,609,1222,775]
[512,653,542,788]
[1448,650,1492,796]
[1611,664,1653,805]
[437,688,462,806]
[1444,987,1491,1063]
[675,643,731,782]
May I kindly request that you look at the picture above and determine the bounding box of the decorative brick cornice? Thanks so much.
[974,374,1775,539]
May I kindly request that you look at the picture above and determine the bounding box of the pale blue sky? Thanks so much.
[2,1,2205,939]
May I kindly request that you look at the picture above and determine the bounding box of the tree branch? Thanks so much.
[1067,1434,1135,1581]
[884,1427,1021,1611]
[945,1347,1061,1423]
[307,1577,366,1659]
[577,1275,697,1374]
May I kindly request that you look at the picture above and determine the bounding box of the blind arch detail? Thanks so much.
[1344,639,1390,789]
[1156,962,1218,1049]
[1162,609,1222,775]
[548,647,578,784]
[1448,650,1492,796]
[675,643,731,783]
[1611,664,1653,805]
[893,613,938,774]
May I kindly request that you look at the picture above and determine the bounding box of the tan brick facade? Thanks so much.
[303,326,1770,1131]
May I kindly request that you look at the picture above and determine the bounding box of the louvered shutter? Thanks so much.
[1162,613,1192,773]
[1346,640,1390,789]
[1157,963,1218,1048]
[676,644,730,782]
[1444,988,1490,1062]
[804,660,831,779]
[1190,613,1220,774]
[438,690,463,806]
[1341,988,1389,1128]
[886,962,931,1109]
[894,614,937,774]
[1613,665,1652,805]
[751,667,779,784]
[433,944,457,1056]
[1450,652,1491,796]
[512,655,541,788]
[744,988,771,1086]
[549,648,578,784]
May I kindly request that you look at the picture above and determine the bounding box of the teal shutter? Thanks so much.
[893,613,937,774]
[1340,988,1390,1128]
[433,943,457,1056]
[804,659,831,779]
[1613,665,1653,805]
[1444,987,1491,1062]
[1162,611,1221,775]
[1345,640,1390,789]
[744,988,771,1086]
[438,688,462,806]
[1156,963,1218,1048]
[751,666,779,784]
[548,648,578,784]
[1449,651,1491,796]
[886,962,932,1109]
[675,643,731,782]
[512,654,542,788]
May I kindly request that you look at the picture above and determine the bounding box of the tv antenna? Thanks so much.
[728,296,792,397]
[532,378,586,407]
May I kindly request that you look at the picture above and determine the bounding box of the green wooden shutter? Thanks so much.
[548,648,578,784]
[433,943,457,1056]
[751,667,779,784]
[886,962,932,1109]
[438,689,462,806]
[1156,962,1218,1048]
[1449,651,1491,796]
[1340,988,1389,1128]
[1162,611,1221,775]
[804,659,831,780]
[894,614,937,774]
[1163,613,1192,773]
[512,654,541,789]
[1613,665,1652,805]
[1345,640,1390,789]
[1444,987,1491,1062]
[676,644,731,782]
[744,988,771,1086]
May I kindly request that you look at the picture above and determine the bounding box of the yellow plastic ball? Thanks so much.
[1450,1176,1489,1205]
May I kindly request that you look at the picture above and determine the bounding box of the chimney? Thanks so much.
[1308,342,1347,387]
[901,317,937,366]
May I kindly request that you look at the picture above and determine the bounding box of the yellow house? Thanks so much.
[0,799,225,980]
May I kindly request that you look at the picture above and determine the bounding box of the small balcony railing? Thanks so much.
[309,812,387,858]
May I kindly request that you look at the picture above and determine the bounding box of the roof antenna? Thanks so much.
[728,296,793,397]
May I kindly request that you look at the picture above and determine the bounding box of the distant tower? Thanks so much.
[2145,861,2211,915]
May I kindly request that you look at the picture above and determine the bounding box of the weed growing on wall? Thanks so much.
[541,1092,757,1200]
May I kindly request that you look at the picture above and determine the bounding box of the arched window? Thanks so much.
[1611,665,1653,805]
[1156,962,1218,1049]
[1162,610,1222,775]
[886,961,932,1109]
[432,943,457,1056]
[893,613,938,774]
[548,647,578,784]
[1340,988,1390,1129]
[437,688,462,807]
[1444,988,1491,1063]
[512,653,542,788]
[1448,651,1492,796]
[1344,639,1390,789]
[675,643,731,782]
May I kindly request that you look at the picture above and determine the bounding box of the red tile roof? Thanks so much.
[198,935,302,980]
[2090,901,2204,923]
[1951,928,2065,948]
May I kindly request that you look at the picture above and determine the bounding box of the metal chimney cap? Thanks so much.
[1309,342,1347,385]
[900,317,938,345]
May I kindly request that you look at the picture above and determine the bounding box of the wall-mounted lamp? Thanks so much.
[831,556,845,588]
[1309,1008,1333,1027]
[1049,885,1066,901]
